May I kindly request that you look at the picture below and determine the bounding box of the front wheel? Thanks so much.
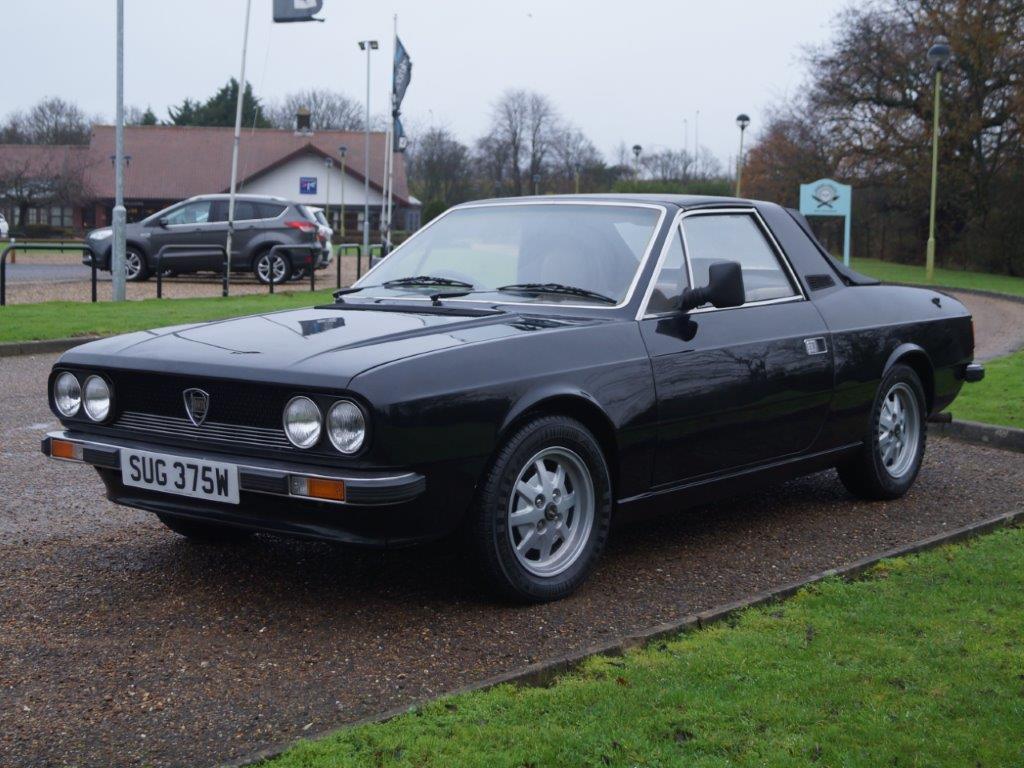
[253,249,291,285]
[124,248,150,282]
[469,415,612,603]
[837,363,927,500]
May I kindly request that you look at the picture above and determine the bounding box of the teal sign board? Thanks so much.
[799,178,852,265]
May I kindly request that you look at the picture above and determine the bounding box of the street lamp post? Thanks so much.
[734,113,750,197]
[338,145,347,238]
[111,0,126,301]
[358,40,378,263]
[925,35,951,283]
[632,144,642,179]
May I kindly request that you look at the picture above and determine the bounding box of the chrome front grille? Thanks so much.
[114,411,292,450]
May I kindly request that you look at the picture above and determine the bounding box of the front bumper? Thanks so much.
[42,430,430,546]
[82,243,109,270]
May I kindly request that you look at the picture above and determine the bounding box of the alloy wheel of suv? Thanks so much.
[124,248,149,282]
[255,251,290,285]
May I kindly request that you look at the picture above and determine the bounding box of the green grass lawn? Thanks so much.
[0,290,335,343]
[851,257,1024,298]
[947,349,1024,429]
[262,526,1024,768]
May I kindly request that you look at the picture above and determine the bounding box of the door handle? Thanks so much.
[803,337,828,355]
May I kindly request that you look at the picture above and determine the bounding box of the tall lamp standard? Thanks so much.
[338,145,347,238]
[734,113,750,197]
[632,144,642,179]
[925,35,951,283]
[357,40,378,262]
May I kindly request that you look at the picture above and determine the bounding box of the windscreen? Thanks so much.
[358,204,661,305]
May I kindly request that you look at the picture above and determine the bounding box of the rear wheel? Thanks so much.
[469,415,612,602]
[837,363,927,500]
[254,249,291,285]
[156,513,252,543]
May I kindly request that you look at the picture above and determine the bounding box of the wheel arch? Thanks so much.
[498,389,620,500]
[884,343,935,413]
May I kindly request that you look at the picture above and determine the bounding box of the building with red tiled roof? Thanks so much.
[0,122,419,236]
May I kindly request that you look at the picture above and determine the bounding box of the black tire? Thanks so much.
[837,363,927,500]
[125,247,150,282]
[469,415,613,603]
[156,513,252,543]
[253,248,291,285]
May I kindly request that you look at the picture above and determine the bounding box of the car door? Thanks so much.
[150,199,216,272]
[639,208,834,487]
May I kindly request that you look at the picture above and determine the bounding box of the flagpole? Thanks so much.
[225,0,252,297]
[386,14,398,251]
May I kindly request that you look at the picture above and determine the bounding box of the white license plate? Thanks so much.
[121,448,239,505]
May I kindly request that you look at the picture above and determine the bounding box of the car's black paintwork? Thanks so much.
[48,195,977,547]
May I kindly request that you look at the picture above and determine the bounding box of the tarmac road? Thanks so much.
[1,348,1022,768]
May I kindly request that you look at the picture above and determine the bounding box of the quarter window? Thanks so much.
[647,226,688,314]
[682,214,797,304]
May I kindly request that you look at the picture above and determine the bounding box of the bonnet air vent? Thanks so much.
[806,274,836,291]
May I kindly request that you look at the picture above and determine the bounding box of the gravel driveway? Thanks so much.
[1,350,1022,768]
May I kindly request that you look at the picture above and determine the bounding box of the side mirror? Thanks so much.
[157,217,169,228]
[679,260,745,312]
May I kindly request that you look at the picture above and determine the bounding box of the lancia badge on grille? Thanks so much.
[183,388,211,427]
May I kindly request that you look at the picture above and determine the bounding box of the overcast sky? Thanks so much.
[3,0,846,165]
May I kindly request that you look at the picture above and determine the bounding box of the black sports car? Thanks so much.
[43,195,984,602]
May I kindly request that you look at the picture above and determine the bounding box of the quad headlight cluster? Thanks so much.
[53,371,112,422]
[283,396,366,454]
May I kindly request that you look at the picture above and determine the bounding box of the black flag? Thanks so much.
[393,115,407,153]
[393,37,413,111]
[273,0,324,23]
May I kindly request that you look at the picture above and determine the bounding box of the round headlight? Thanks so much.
[54,372,81,417]
[83,375,111,421]
[327,400,366,454]
[283,396,322,448]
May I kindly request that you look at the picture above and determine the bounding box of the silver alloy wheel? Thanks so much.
[257,253,288,284]
[877,382,921,478]
[124,251,142,280]
[507,446,595,578]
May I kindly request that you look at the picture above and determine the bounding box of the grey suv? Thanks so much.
[84,194,319,285]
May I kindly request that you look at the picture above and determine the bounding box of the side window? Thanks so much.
[164,201,212,226]
[233,201,257,221]
[646,226,688,314]
[256,202,285,219]
[682,214,797,304]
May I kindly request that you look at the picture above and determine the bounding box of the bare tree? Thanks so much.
[477,89,561,195]
[407,126,473,208]
[0,148,91,228]
[1,97,96,145]
[265,89,365,131]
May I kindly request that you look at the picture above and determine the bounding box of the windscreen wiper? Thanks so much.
[496,282,616,304]
[383,275,474,289]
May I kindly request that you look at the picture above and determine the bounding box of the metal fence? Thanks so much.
[1,240,96,307]
[1,239,388,306]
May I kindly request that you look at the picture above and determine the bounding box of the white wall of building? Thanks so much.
[240,152,384,207]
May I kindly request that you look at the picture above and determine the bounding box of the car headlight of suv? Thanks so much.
[83,375,112,421]
[327,400,366,454]
[54,372,82,417]
[283,396,322,448]
[90,229,113,240]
